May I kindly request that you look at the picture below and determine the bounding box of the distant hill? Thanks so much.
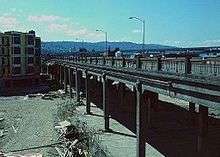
[42,41,175,54]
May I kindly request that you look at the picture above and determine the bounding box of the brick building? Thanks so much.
[0,30,41,93]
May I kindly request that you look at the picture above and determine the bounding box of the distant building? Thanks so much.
[199,50,220,59]
[115,50,123,58]
[0,30,41,91]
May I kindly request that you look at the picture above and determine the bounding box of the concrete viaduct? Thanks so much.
[44,56,220,157]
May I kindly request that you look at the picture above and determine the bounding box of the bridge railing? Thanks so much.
[191,58,220,77]
[161,57,187,74]
[125,58,136,69]
[140,58,158,72]
[62,56,220,77]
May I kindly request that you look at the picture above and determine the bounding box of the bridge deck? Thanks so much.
[52,59,220,109]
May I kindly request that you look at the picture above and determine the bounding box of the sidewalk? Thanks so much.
[71,101,164,157]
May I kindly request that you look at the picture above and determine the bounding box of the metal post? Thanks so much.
[142,20,145,53]
[105,32,108,55]
[129,17,145,53]
[96,29,108,56]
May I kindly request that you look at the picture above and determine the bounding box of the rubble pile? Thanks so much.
[55,119,109,157]
[55,100,109,157]
[55,120,89,157]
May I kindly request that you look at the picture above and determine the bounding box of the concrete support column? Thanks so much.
[68,68,73,98]
[59,65,63,87]
[111,57,115,67]
[85,70,91,114]
[46,64,49,75]
[40,63,43,74]
[189,102,196,125]
[102,74,110,131]
[185,56,192,74]
[75,69,82,102]
[136,57,141,70]
[157,57,162,71]
[135,81,146,157]
[64,67,68,93]
[197,105,208,156]
[122,57,126,67]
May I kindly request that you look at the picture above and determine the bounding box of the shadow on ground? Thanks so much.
[87,79,220,157]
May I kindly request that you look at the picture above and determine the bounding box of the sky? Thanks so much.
[0,0,220,47]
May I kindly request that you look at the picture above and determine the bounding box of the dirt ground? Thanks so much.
[0,93,69,156]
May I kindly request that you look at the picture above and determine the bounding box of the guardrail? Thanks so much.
[53,56,220,77]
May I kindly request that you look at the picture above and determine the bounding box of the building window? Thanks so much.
[3,37,9,45]
[35,38,41,48]
[13,35,21,44]
[28,57,34,64]
[2,37,4,44]
[35,57,41,66]
[2,57,9,66]
[27,66,34,74]
[27,47,34,55]
[2,68,5,75]
[13,67,21,75]
[14,47,21,54]
[1,48,4,54]
[2,58,5,65]
[13,57,21,64]
[35,48,40,56]
[27,35,34,45]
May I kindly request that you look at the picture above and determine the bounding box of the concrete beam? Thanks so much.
[189,102,196,113]
[135,81,146,157]
[197,105,208,156]
[75,69,82,102]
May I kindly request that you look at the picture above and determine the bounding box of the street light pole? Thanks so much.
[96,29,108,55]
[142,20,145,52]
[129,17,146,53]
[105,32,108,55]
